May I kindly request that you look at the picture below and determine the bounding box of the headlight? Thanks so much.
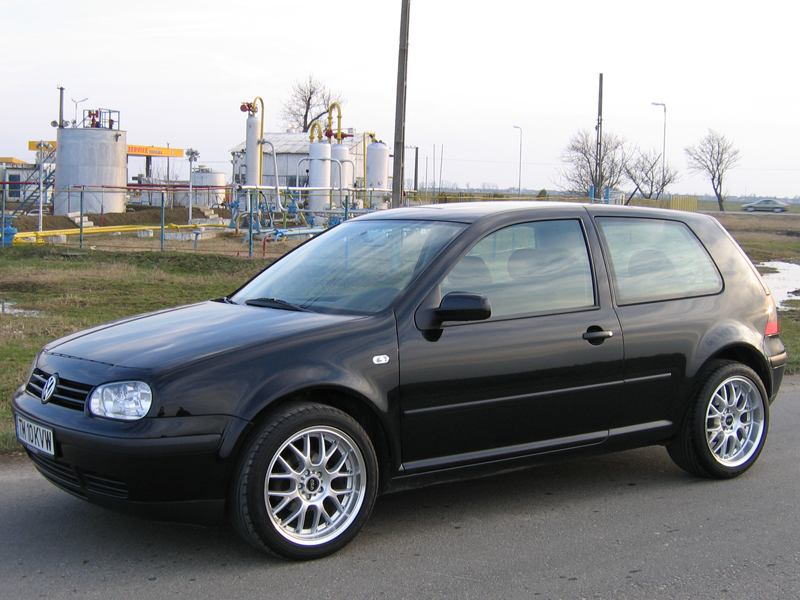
[88,381,153,421]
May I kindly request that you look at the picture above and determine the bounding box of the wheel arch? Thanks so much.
[227,385,396,496]
[706,343,773,398]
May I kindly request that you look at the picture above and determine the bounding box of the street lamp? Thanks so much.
[71,97,88,127]
[513,125,523,198]
[651,102,667,198]
[185,148,200,224]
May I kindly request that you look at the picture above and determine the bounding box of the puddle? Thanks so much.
[0,301,44,318]
[760,261,800,309]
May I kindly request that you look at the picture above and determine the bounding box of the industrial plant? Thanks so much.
[1,96,394,247]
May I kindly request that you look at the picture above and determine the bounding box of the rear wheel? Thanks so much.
[230,404,378,560]
[667,361,769,479]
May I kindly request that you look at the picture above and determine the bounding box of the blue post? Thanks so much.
[248,189,254,258]
[79,190,84,249]
[1,186,6,246]
[160,191,165,251]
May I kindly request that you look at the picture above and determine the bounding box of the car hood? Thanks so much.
[44,301,361,370]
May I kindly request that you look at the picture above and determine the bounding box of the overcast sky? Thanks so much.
[2,0,797,198]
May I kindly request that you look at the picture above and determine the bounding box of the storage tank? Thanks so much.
[308,141,331,212]
[53,127,127,214]
[331,143,353,209]
[366,142,390,208]
[173,167,226,207]
[245,113,261,187]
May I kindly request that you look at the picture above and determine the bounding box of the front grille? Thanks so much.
[28,451,129,499]
[28,451,84,497]
[83,471,129,499]
[27,368,92,411]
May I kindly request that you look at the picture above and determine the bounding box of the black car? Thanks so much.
[13,202,786,560]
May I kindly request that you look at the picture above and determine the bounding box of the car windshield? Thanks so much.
[231,218,466,315]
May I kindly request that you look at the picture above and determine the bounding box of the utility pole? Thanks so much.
[594,73,603,200]
[391,0,411,209]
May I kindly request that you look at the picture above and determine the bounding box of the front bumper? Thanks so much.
[12,389,248,526]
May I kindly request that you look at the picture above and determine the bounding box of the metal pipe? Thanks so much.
[258,140,285,212]
[12,221,227,242]
[326,102,344,143]
[309,122,324,143]
[296,157,345,210]
[251,97,265,185]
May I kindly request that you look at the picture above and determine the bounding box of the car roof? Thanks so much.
[355,201,710,225]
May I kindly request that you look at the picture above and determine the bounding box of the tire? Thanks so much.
[667,361,769,479]
[230,404,378,560]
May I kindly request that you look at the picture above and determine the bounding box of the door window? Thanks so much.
[441,219,595,317]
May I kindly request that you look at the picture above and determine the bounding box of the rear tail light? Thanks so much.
[765,294,780,336]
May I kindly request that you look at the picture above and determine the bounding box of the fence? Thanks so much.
[3,182,700,256]
[627,195,698,211]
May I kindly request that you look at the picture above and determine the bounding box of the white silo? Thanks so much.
[366,142,390,208]
[53,127,127,214]
[331,143,353,208]
[308,141,331,212]
[245,113,261,187]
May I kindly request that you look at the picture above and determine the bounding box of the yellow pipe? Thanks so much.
[13,222,228,240]
[309,122,324,143]
[326,102,343,144]
[250,96,265,185]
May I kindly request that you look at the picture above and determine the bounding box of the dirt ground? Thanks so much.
[12,206,232,232]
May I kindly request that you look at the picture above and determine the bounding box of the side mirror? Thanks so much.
[434,292,492,323]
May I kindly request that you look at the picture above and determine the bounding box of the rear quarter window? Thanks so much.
[596,217,723,305]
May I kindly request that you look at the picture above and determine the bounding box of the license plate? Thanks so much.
[15,415,55,457]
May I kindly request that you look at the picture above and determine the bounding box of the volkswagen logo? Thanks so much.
[41,374,58,404]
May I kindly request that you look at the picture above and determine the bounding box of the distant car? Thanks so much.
[742,199,789,212]
[13,202,787,560]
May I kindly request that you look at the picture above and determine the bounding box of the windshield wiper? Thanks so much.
[244,298,310,312]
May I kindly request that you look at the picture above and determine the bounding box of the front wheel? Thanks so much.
[230,404,378,559]
[667,361,769,479]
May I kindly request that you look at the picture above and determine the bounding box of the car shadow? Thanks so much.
[6,444,691,570]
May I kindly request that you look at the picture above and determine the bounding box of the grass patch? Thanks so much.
[0,246,276,450]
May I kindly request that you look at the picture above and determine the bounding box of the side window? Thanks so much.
[442,219,595,318]
[596,217,723,305]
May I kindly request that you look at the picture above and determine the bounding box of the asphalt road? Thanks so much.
[3,377,799,600]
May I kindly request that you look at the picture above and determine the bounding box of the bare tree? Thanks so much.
[684,129,741,211]
[280,75,346,133]
[558,129,629,197]
[624,148,679,200]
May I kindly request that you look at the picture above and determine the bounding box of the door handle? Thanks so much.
[582,328,613,345]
